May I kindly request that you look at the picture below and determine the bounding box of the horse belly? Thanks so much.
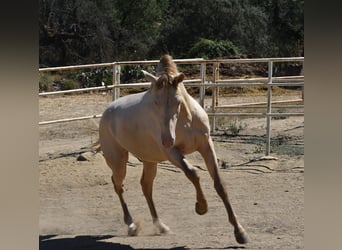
[115,129,168,162]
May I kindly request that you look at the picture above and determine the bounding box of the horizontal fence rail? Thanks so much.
[39,57,304,156]
[38,77,303,96]
[38,58,204,72]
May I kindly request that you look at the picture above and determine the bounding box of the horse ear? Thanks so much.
[142,70,158,84]
[173,73,185,86]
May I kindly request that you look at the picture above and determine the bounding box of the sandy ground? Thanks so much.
[39,92,304,249]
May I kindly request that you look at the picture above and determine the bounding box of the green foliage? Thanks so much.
[58,79,78,90]
[39,72,54,92]
[39,0,166,66]
[121,65,144,83]
[121,65,156,83]
[75,68,112,88]
[188,38,240,59]
[153,0,303,58]
[39,72,74,92]
[39,0,117,66]
[39,0,304,67]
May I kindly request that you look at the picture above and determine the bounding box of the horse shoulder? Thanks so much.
[174,97,210,154]
[187,96,210,131]
[103,92,150,133]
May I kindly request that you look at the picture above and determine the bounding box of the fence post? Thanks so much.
[113,64,121,101]
[265,61,273,156]
[199,63,206,107]
[112,64,116,101]
[215,63,220,107]
[211,62,219,132]
[301,61,304,101]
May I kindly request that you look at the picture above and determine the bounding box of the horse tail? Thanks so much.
[90,139,102,153]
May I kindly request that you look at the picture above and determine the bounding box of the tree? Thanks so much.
[153,0,303,58]
[39,0,304,67]
[267,0,304,57]
[113,0,165,60]
[39,0,167,66]
[39,0,118,66]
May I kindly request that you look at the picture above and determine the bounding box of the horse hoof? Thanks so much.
[154,220,171,234]
[128,222,140,236]
[234,228,249,244]
[159,223,171,234]
[195,201,208,215]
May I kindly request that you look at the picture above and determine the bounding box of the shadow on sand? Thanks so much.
[39,235,245,250]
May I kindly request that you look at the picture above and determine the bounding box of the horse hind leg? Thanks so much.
[111,175,140,236]
[140,161,170,234]
[102,141,140,236]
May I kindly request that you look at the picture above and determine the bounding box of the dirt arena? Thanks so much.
[39,92,304,249]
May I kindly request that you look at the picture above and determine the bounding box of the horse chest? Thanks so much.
[174,127,201,155]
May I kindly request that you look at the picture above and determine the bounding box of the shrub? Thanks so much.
[225,119,247,136]
[75,68,112,88]
[39,79,49,92]
[39,72,55,92]
[188,38,240,59]
[58,79,78,90]
[121,65,143,83]
[121,65,156,83]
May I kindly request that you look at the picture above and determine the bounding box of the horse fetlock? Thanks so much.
[127,222,141,236]
[195,199,208,215]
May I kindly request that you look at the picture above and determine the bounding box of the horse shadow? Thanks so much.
[39,235,245,250]
[39,235,185,250]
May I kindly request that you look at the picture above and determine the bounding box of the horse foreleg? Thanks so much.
[141,161,170,234]
[167,148,208,215]
[198,138,249,244]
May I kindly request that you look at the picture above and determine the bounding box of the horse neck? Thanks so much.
[178,83,193,107]
[178,82,187,96]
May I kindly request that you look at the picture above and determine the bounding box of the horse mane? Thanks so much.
[156,54,179,76]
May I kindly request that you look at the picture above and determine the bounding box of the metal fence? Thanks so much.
[39,57,304,156]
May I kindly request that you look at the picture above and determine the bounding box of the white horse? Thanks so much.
[98,55,248,244]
